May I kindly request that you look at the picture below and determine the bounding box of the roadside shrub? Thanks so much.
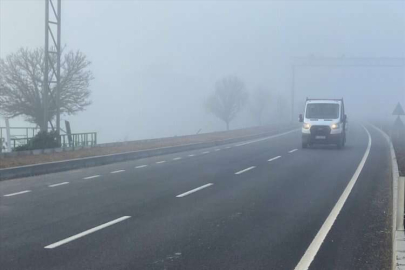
[14,131,60,151]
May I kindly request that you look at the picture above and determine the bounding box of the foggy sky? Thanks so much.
[1,0,404,142]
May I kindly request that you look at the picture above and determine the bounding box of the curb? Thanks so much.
[371,124,401,270]
[0,128,298,181]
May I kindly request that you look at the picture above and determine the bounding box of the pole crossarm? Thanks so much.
[292,56,405,67]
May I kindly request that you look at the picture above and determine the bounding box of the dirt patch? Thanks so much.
[0,125,296,169]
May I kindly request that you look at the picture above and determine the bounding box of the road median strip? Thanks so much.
[0,127,299,181]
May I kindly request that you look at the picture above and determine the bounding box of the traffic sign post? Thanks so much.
[392,102,405,148]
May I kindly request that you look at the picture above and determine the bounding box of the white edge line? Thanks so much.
[294,125,372,270]
[110,170,125,174]
[235,166,256,175]
[370,123,400,269]
[289,149,298,153]
[44,216,131,249]
[135,165,147,168]
[176,183,213,198]
[49,182,69,187]
[268,156,281,162]
[4,190,32,197]
[83,175,100,180]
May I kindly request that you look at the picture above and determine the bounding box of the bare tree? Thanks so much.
[206,76,248,130]
[0,47,93,130]
[250,87,271,125]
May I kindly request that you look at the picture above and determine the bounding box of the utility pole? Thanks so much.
[44,0,62,142]
[43,0,49,132]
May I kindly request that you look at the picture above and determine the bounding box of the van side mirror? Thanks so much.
[299,114,303,123]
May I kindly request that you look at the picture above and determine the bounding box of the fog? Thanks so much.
[1,0,404,143]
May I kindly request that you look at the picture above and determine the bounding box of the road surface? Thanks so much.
[0,123,392,270]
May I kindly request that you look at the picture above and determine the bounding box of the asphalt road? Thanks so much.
[0,123,392,270]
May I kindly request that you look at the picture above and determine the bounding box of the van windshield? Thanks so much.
[306,103,339,119]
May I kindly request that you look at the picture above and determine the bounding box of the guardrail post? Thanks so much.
[398,176,405,231]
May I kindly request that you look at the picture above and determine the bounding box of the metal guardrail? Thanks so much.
[9,132,97,150]
[0,127,39,140]
[60,132,97,148]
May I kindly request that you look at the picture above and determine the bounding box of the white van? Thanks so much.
[299,98,347,149]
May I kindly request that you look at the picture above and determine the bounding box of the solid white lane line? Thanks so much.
[49,182,69,188]
[156,161,166,164]
[135,165,147,169]
[176,183,213,198]
[188,154,195,157]
[111,170,125,174]
[4,190,31,197]
[202,151,210,154]
[173,157,182,160]
[294,126,372,270]
[83,175,100,180]
[268,156,281,162]
[235,166,256,175]
[44,216,131,249]
[289,149,298,153]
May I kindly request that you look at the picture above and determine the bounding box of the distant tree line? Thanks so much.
[205,75,288,130]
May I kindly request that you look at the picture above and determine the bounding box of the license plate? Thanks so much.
[315,136,326,139]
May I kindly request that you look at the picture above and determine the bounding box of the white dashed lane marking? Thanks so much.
[268,156,281,162]
[44,216,131,249]
[111,170,125,174]
[83,175,100,180]
[4,190,32,197]
[235,166,256,175]
[49,182,69,188]
[176,183,213,198]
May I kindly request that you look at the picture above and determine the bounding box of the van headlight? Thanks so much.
[303,123,311,129]
[331,123,340,129]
